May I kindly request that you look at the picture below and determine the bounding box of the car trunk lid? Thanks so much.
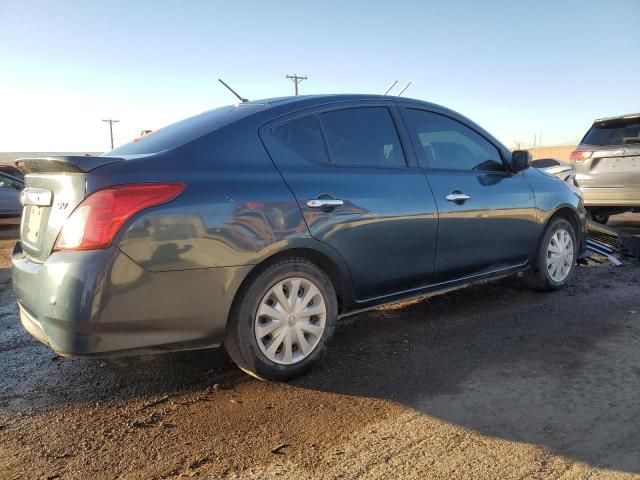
[574,145,640,188]
[575,116,640,188]
[16,156,123,262]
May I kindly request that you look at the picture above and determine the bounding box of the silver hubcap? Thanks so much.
[546,228,574,282]
[254,277,327,365]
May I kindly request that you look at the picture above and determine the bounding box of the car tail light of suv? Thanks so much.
[53,183,185,251]
[570,150,593,162]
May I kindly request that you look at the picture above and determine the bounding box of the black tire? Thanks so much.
[525,217,578,292]
[224,257,338,381]
[589,210,610,225]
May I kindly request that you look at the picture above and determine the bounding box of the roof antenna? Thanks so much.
[218,78,249,103]
[397,82,412,97]
[383,80,398,95]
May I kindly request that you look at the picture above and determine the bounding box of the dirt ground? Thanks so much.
[1,221,639,480]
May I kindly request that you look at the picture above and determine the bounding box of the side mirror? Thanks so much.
[511,150,532,173]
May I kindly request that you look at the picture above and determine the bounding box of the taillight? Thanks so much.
[53,183,185,251]
[570,150,593,161]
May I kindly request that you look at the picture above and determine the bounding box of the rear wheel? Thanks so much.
[525,218,577,291]
[225,258,338,381]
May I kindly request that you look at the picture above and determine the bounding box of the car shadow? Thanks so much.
[294,269,640,473]
[1,265,639,474]
[0,269,242,410]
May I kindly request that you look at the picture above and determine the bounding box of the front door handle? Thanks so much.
[306,198,344,208]
[445,192,471,202]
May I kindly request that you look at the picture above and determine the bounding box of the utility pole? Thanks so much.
[286,74,307,96]
[102,119,120,149]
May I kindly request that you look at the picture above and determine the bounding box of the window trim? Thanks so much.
[401,107,510,174]
[265,103,415,170]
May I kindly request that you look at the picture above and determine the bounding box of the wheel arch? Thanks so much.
[524,204,583,290]
[536,205,585,260]
[227,240,355,328]
[548,205,582,240]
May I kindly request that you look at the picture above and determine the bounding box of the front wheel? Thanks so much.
[525,218,578,291]
[225,258,338,381]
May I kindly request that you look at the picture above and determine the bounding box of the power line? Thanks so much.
[286,74,307,96]
[102,119,120,149]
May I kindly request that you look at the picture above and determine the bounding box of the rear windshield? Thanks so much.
[106,104,265,155]
[582,118,640,146]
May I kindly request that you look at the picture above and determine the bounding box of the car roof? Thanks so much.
[240,94,509,154]
[241,93,474,132]
[243,93,443,110]
[109,93,511,157]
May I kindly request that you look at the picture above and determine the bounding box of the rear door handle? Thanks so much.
[445,192,471,202]
[306,198,344,208]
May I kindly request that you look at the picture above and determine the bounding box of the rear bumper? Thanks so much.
[579,187,640,207]
[11,242,251,356]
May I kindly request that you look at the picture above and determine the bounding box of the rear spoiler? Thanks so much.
[593,113,640,127]
[15,156,124,174]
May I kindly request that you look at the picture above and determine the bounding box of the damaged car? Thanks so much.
[12,94,587,380]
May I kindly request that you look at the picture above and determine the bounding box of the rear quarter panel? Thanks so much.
[92,121,310,271]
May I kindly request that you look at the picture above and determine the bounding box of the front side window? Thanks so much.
[406,109,504,172]
[320,107,406,167]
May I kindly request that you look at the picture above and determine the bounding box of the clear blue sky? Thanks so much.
[1,0,638,151]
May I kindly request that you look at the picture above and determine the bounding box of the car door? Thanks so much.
[400,106,538,282]
[260,103,438,301]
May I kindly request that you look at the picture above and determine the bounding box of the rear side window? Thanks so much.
[272,115,329,164]
[107,104,266,155]
[582,119,640,146]
[405,109,504,172]
[320,107,406,167]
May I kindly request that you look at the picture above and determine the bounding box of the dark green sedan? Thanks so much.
[12,95,587,380]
